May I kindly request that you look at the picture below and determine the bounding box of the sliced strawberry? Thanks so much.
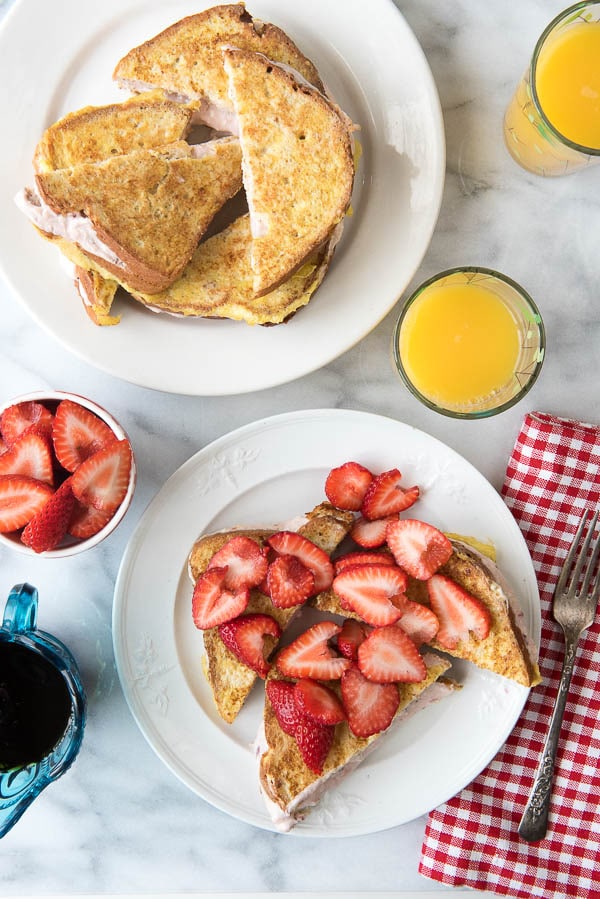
[191,567,249,630]
[337,618,370,660]
[266,553,315,608]
[293,678,346,725]
[267,531,333,592]
[52,399,116,472]
[266,678,300,736]
[68,498,113,540]
[0,402,54,447]
[334,550,395,574]
[0,431,54,485]
[332,564,407,626]
[386,518,453,580]
[427,574,491,650]
[341,667,400,738]
[393,595,439,645]
[207,535,268,591]
[361,469,420,521]
[21,478,76,553]
[0,475,54,533]
[294,715,335,774]
[357,625,426,683]
[276,620,351,680]
[0,437,8,456]
[324,461,373,511]
[71,439,132,512]
[350,515,396,548]
[218,613,281,677]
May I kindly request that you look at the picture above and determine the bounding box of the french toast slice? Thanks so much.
[257,653,455,831]
[188,503,354,724]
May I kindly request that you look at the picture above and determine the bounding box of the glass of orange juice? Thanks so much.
[392,268,545,419]
[504,2,600,176]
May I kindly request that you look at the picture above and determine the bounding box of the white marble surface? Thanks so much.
[1,0,599,895]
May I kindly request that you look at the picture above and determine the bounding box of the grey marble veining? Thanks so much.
[0,0,599,894]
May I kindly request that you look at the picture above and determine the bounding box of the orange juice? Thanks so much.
[535,21,600,148]
[398,282,520,410]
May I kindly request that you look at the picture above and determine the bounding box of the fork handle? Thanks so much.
[517,637,577,842]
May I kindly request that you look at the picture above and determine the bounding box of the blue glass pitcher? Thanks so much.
[0,583,86,838]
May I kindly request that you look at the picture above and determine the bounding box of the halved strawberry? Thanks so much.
[337,618,370,660]
[332,564,408,626]
[357,625,426,683]
[191,567,249,630]
[386,519,453,580]
[393,595,440,645]
[0,402,54,447]
[350,515,396,548]
[0,431,54,485]
[267,531,333,592]
[341,667,400,738]
[207,535,268,591]
[276,620,351,680]
[294,715,335,774]
[21,478,76,553]
[266,554,315,608]
[293,678,346,725]
[0,475,54,533]
[324,461,373,511]
[361,469,420,521]
[427,574,491,650]
[334,550,395,574]
[266,678,300,736]
[71,439,132,512]
[68,498,113,540]
[218,613,281,677]
[52,399,116,472]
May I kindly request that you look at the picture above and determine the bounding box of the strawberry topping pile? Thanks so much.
[0,399,133,552]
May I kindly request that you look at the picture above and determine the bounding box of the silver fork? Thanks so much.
[518,509,600,843]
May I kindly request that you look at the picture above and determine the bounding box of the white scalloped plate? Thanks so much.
[113,409,540,836]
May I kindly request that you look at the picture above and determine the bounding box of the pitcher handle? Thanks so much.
[3,584,38,633]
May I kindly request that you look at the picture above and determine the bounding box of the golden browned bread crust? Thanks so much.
[113,4,324,106]
[35,139,243,293]
[223,48,355,297]
[74,266,121,326]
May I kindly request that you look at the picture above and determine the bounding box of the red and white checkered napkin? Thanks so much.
[419,412,600,899]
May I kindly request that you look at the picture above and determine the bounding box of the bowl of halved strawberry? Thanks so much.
[0,391,136,556]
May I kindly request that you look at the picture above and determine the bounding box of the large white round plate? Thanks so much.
[0,0,444,395]
[113,409,540,836]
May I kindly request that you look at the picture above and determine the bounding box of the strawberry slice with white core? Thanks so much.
[71,439,132,512]
[386,518,453,580]
[0,431,54,485]
[293,678,346,725]
[324,461,373,511]
[350,515,396,548]
[52,399,117,472]
[266,679,300,736]
[341,667,400,738]
[337,618,370,660]
[208,535,268,591]
[21,478,76,553]
[334,550,395,574]
[357,625,426,683]
[276,620,350,680]
[266,553,315,608]
[68,498,113,540]
[427,574,492,650]
[267,531,333,592]
[218,613,281,677]
[192,567,249,629]
[361,469,420,521]
[0,402,54,447]
[0,475,54,533]
[332,564,408,627]
[393,595,440,645]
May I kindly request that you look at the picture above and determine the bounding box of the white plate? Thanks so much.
[112,409,541,836]
[0,0,445,395]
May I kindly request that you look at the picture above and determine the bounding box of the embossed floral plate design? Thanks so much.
[0,0,444,395]
[112,409,540,836]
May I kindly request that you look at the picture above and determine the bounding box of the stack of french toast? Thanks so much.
[16,4,357,326]
[187,459,541,831]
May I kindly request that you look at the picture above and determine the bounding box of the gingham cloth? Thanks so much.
[419,412,600,899]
